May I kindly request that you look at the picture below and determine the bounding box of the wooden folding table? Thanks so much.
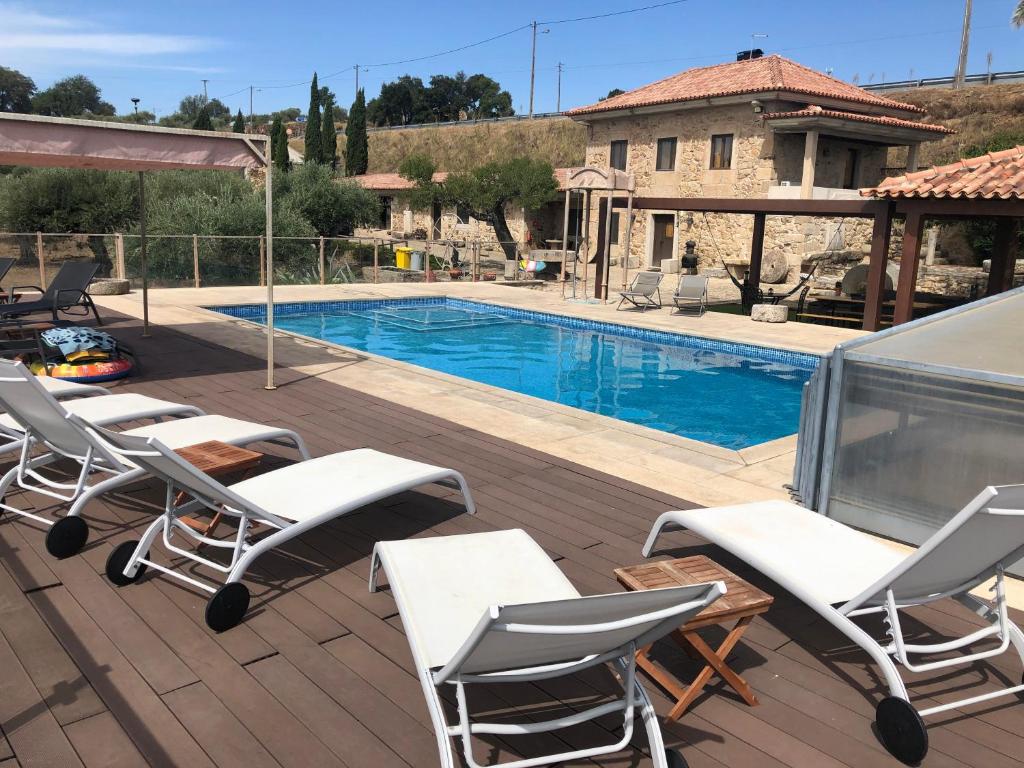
[615,555,773,720]
[173,440,263,537]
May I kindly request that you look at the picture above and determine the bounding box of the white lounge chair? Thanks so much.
[643,488,1024,765]
[370,528,724,768]
[617,271,664,311]
[93,425,476,632]
[671,274,708,316]
[0,374,109,452]
[0,359,309,558]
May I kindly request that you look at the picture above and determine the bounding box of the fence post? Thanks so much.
[114,233,126,279]
[319,236,325,285]
[192,234,201,288]
[373,240,379,284]
[35,232,46,288]
[259,235,266,287]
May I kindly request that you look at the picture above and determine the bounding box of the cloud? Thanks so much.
[0,4,216,57]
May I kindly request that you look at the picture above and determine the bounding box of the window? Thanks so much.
[709,134,733,170]
[842,148,860,189]
[456,203,472,223]
[656,137,677,171]
[609,140,628,171]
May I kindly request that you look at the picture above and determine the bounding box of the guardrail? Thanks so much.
[862,70,1024,93]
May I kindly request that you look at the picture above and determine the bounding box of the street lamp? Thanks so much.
[131,97,140,115]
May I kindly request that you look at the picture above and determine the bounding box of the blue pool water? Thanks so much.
[214,299,818,450]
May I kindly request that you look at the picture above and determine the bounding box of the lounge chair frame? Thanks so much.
[672,274,708,316]
[96,427,475,630]
[3,261,104,324]
[0,360,309,558]
[617,271,663,311]
[642,487,1024,764]
[371,532,723,768]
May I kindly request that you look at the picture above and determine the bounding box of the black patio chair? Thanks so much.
[2,262,103,325]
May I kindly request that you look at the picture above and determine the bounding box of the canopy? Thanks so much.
[0,113,277,389]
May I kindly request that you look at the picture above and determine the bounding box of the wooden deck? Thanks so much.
[1,312,1023,768]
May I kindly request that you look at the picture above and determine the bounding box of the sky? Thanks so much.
[2,0,1023,120]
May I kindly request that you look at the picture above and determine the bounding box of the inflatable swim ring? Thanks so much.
[31,357,133,383]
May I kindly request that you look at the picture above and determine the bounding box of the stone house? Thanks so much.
[566,53,952,275]
[352,169,573,251]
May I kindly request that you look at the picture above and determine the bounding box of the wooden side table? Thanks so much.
[173,440,263,537]
[615,555,773,720]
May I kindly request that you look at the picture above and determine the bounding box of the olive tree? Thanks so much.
[399,153,557,259]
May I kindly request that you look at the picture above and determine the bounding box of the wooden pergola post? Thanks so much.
[987,218,1019,296]
[892,209,926,325]
[594,196,609,300]
[748,213,766,288]
[862,203,895,331]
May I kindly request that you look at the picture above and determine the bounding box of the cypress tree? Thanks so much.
[192,107,213,131]
[321,94,338,169]
[270,116,290,172]
[232,109,245,133]
[305,72,322,164]
[345,88,368,176]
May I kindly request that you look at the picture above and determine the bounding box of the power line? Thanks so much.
[538,0,686,26]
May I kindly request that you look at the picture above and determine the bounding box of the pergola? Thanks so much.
[606,195,891,329]
[0,113,278,388]
[609,146,1024,331]
[863,146,1024,327]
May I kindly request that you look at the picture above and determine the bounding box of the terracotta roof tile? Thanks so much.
[761,105,952,134]
[567,55,924,117]
[863,145,1024,200]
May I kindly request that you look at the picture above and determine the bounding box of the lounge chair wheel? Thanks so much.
[206,582,250,632]
[664,748,689,768]
[45,516,88,558]
[105,541,148,586]
[876,697,928,765]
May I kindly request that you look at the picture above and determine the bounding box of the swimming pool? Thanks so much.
[213,298,818,450]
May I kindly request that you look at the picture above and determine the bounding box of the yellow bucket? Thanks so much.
[395,246,413,270]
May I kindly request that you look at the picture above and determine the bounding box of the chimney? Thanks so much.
[736,49,764,62]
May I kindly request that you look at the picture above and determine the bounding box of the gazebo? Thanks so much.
[862,146,1024,326]
[0,113,279,388]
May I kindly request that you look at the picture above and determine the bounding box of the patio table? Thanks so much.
[615,555,773,719]
[173,440,264,537]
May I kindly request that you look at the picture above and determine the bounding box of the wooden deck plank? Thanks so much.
[62,712,149,768]
[0,631,84,768]
[26,586,216,768]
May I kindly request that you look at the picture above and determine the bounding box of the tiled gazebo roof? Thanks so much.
[864,146,1024,200]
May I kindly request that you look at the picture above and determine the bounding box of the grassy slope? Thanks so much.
[887,82,1024,167]
[291,116,587,173]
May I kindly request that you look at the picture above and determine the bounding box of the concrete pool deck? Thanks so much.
[93,282,864,508]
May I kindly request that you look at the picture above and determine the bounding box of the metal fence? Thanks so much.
[0,232,532,289]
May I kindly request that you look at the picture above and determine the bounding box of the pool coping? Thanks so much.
[207,295,815,462]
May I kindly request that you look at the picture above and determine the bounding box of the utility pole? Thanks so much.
[954,0,972,89]
[249,85,254,129]
[528,22,548,117]
[529,22,538,117]
[354,64,360,97]
[556,62,563,113]
[201,79,209,101]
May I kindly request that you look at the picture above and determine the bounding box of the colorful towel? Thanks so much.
[41,327,117,358]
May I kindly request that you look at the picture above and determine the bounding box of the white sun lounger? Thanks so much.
[643,488,1024,765]
[370,528,724,768]
[93,425,476,632]
[0,359,309,558]
[0,375,109,452]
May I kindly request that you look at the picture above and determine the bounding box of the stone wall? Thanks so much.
[355,197,527,245]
